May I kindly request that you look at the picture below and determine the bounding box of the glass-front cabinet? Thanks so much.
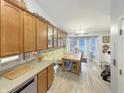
[54,28,58,48]
[63,32,67,47]
[48,25,53,48]
[58,30,61,47]
[61,31,64,47]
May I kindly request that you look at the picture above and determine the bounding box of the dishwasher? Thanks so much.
[11,76,37,93]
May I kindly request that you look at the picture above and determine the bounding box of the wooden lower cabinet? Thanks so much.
[37,65,54,93]
[48,65,54,88]
[38,73,48,93]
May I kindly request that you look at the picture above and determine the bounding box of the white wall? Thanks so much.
[97,32,110,63]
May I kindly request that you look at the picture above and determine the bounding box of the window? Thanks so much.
[69,38,75,53]
[89,37,97,58]
[79,38,85,52]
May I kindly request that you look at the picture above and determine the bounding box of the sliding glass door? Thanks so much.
[79,38,85,53]
[68,37,97,61]
[88,37,97,60]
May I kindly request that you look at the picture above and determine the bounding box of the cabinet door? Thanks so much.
[63,32,67,47]
[24,12,36,52]
[58,30,61,48]
[1,1,23,56]
[36,19,48,50]
[48,68,54,88]
[48,25,53,48]
[60,31,64,47]
[38,73,48,93]
[54,28,58,48]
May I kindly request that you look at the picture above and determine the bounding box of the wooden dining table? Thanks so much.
[61,53,82,75]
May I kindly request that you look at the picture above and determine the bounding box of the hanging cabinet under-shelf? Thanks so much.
[23,12,36,52]
[36,19,48,50]
[0,0,23,56]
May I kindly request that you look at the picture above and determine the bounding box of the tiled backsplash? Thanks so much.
[42,48,66,62]
[0,48,66,73]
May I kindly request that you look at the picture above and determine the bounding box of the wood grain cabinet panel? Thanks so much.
[1,0,23,56]
[24,12,36,52]
[38,73,48,93]
[38,68,47,79]
[48,66,54,88]
[36,19,48,50]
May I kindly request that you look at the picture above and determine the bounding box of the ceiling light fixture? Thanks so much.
[76,28,85,34]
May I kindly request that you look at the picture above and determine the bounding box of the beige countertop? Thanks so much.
[0,60,54,93]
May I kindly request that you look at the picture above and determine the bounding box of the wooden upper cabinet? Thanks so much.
[53,28,58,48]
[57,30,61,48]
[36,19,48,50]
[24,12,36,52]
[1,0,23,56]
[63,32,67,47]
[60,31,64,47]
[48,25,53,48]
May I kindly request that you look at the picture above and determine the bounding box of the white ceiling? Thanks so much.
[37,0,110,34]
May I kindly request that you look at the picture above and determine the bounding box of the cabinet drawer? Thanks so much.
[38,68,47,79]
[48,64,53,70]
